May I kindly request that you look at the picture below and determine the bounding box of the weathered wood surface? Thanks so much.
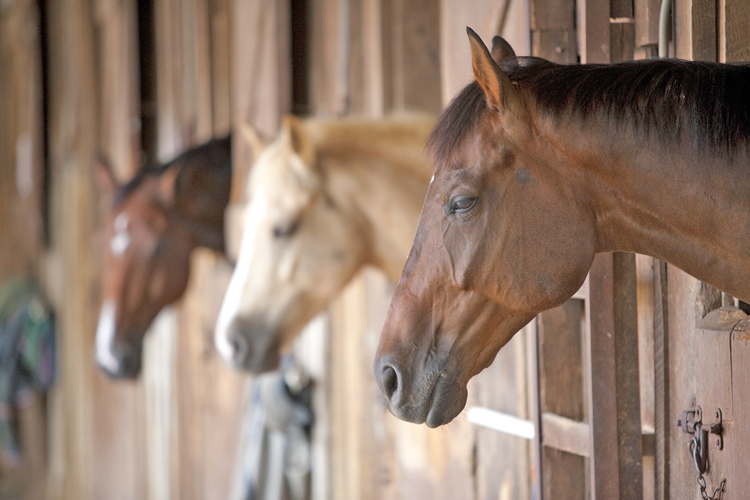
[0,1,47,499]
[537,300,586,500]
[43,1,101,499]
[587,253,643,500]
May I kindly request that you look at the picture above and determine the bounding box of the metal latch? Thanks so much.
[677,405,724,474]
[677,404,726,499]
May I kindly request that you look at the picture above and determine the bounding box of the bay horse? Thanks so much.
[95,137,231,378]
[214,114,434,372]
[374,28,750,428]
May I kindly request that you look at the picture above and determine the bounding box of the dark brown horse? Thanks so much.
[95,137,231,378]
[374,28,750,427]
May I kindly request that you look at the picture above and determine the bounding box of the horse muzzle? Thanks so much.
[217,319,281,374]
[374,353,468,428]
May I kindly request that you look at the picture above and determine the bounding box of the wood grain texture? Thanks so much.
[0,4,47,496]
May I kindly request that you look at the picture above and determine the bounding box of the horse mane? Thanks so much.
[429,57,750,165]
[309,114,435,183]
[114,135,232,206]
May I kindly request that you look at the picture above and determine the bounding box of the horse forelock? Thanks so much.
[429,57,750,163]
[427,81,488,168]
[247,136,319,216]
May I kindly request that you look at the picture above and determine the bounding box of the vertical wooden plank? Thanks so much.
[91,3,150,499]
[611,20,636,62]
[531,0,576,63]
[210,0,231,135]
[381,0,442,114]
[636,255,655,500]
[0,0,45,279]
[731,320,750,494]
[438,3,532,500]
[578,0,610,63]
[692,0,718,61]
[152,1,252,499]
[439,0,530,103]
[537,301,587,500]
[674,0,719,61]
[587,253,643,500]
[230,0,291,203]
[43,0,99,497]
[0,1,47,498]
[635,0,660,49]
[724,0,750,62]
[473,332,532,500]
[652,261,668,500]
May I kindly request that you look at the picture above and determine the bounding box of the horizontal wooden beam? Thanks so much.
[467,407,535,440]
[541,412,590,457]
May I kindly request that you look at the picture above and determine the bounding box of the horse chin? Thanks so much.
[384,369,468,428]
[243,353,282,374]
[228,345,281,374]
[97,349,143,379]
[424,376,468,428]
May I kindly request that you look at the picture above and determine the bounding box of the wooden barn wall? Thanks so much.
[304,2,534,500]
[0,1,47,499]
[10,1,287,499]
[4,1,749,500]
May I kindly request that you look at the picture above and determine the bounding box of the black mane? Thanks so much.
[428,57,750,165]
[114,135,232,206]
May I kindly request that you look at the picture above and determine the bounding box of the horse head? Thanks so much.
[95,138,230,378]
[214,116,371,372]
[374,30,596,427]
[95,160,192,378]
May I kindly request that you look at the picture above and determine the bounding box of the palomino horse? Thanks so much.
[95,137,231,378]
[374,29,750,428]
[214,114,434,372]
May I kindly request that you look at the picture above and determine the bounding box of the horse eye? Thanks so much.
[273,221,299,239]
[151,240,164,257]
[449,196,477,214]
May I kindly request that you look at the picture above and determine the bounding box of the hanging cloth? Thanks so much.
[0,278,55,466]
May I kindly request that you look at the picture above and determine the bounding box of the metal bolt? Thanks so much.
[716,439,720,446]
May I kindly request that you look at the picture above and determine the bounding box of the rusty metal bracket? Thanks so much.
[677,405,724,477]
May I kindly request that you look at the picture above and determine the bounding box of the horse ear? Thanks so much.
[156,166,180,207]
[239,121,267,162]
[95,153,120,196]
[467,27,520,113]
[281,115,315,166]
[490,36,517,64]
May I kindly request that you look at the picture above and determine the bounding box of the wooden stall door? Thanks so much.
[666,270,750,499]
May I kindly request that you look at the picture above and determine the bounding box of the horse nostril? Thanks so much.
[227,326,250,362]
[382,365,399,401]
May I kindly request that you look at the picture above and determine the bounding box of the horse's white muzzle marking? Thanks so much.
[95,300,121,373]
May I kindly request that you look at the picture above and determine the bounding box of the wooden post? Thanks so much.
[587,253,643,500]
[0,1,47,498]
[44,0,100,497]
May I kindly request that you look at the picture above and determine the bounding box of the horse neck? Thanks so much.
[314,123,433,282]
[547,117,750,301]
[171,137,232,252]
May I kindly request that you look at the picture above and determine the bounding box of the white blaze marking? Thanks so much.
[430,174,435,185]
[110,213,131,255]
[215,209,262,363]
[95,300,120,373]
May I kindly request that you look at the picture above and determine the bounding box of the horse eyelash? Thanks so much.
[273,220,300,239]
[447,196,478,215]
